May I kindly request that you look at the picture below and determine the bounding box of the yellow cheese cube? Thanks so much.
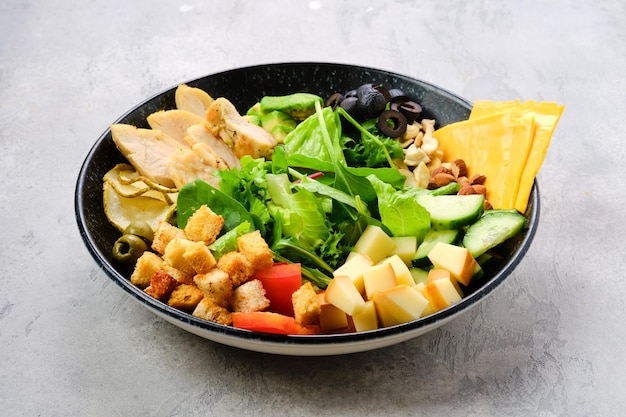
[317,293,349,331]
[424,278,462,311]
[362,262,397,300]
[325,275,366,316]
[379,254,415,286]
[352,300,379,332]
[427,242,477,287]
[414,283,437,317]
[333,252,373,295]
[353,225,396,264]
[371,284,429,325]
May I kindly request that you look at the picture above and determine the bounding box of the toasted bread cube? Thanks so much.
[217,251,254,287]
[237,230,273,272]
[184,205,224,245]
[163,264,194,285]
[192,298,232,325]
[144,270,179,301]
[230,279,270,313]
[167,284,204,312]
[194,268,233,307]
[130,251,164,288]
[152,220,186,255]
[292,282,321,326]
[183,240,216,274]
[162,238,196,276]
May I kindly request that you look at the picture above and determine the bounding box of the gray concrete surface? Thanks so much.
[1,0,624,415]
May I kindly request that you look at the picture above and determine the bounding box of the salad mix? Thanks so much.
[102,82,563,335]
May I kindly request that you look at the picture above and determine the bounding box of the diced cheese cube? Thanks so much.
[380,254,416,286]
[363,262,397,300]
[353,225,396,264]
[352,300,379,332]
[333,252,373,295]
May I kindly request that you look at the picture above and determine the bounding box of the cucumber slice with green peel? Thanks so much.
[462,210,526,258]
[413,229,461,264]
[416,194,484,230]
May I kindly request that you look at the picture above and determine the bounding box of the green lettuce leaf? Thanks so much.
[209,221,253,260]
[367,174,431,240]
[266,173,330,250]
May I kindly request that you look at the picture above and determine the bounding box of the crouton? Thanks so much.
[217,251,254,287]
[152,220,186,255]
[237,230,273,272]
[167,284,204,312]
[230,279,270,313]
[194,268,233,307]
[292,282,321,326]
[163,264,194,285]
[192,298,232,325]
[184,205,224,245]
[145,270,179,301]
[130,251,164,288]
[162,238,196,276]
[183,240,216,274]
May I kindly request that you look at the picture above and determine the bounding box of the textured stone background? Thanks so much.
[1,1,624,415]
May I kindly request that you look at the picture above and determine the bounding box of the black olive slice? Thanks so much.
[397,101,422,124]
[388,88,408,103]
[326,92,344,109]
[377,109,408,138]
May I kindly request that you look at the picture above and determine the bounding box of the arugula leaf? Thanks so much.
[343,118,404,167]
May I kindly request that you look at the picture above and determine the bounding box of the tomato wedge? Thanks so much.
[252,263,302,316]
[232,312,320,335]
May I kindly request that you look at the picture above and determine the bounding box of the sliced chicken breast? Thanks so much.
[205,97,277,159]
[185,124,241,169]
[110,124,185,188]
[174,84,215,118]
[147,109,207,145]
[167,142,225,189]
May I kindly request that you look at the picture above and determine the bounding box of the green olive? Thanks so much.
[112,234,148,265]
[123,221,154,242]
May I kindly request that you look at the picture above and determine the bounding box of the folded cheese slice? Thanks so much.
[470,100,564,213]
[433,109,536,211]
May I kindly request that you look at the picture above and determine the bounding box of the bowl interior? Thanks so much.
[75,62,538,352]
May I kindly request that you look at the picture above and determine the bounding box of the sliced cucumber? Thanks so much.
[416,194,484,230]
[413,229,461,265]
[462,210,526,258]
[409,267,430,285]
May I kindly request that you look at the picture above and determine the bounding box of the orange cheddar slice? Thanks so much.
[434,99,564,213]
[470,100,564,213]
[433,109,536,210]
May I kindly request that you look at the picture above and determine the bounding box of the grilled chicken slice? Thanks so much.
[147,109,207,145]
[110,124,185,188]
[174,84,215,118]
[185,124,240,169]
[205,97,277,159]
[167,142,224,189]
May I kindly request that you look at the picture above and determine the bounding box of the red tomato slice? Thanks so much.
[252,263,302,317]
[231,312,319,335]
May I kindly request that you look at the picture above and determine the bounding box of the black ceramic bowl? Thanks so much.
[75,62,539,356]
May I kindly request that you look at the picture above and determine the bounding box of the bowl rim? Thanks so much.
[75,61,540,351]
